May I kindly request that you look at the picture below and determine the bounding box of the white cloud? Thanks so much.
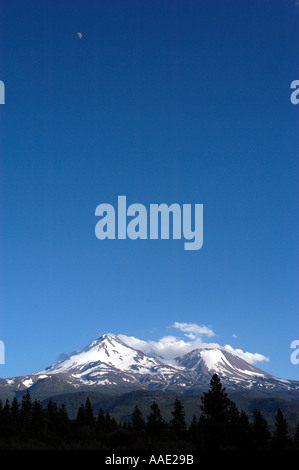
[118,321,216,361]
[117,334,206,361]
[223,344,269,365]
[118,334,268,367]
[170,321,215,338]
[117,321,269,366]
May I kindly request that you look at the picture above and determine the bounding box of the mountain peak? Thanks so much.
[100,333,117,341]
[174,347,274,383]
[40,331,169,379]
[86,332,121,349]
[12,332,295,396]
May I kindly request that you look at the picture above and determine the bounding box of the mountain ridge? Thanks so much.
[0,333,298,402]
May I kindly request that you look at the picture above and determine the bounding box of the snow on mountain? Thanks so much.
[174,347,278,389]
[35,333,183,389]
[1,333,298,398]
[175,347,271,379]
[42,333,164,375]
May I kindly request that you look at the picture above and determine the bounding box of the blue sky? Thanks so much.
[0,0,298,380]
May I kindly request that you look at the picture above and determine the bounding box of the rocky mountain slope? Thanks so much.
[0,333,298,401]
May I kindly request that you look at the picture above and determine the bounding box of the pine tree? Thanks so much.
[170,397,186,439]
[252,409,271,450]
[105,412,118,432]
[147,402,165,442]
[45,400,59,429]
[75,398,95,428]
[11,397,20,434]
[293,422,299,450]
[32,400,44,440]
[237,410,253,449]
[227,400,240,449]
[21,390,32,421]
[20,390,33,440]
[0,400,11,438]
[84,397,95,428]
[0,400,3,439]
[272,408,290,450]
[76,403,86,427]
[199,374,230,449]
[97,407,106,432]
[57,403,70,441]
[131,405,145,430]
[187,415,200,448]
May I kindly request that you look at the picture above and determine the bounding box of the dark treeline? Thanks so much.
[0,374,298,450]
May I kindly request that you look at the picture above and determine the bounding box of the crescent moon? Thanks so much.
[77,32,82,39]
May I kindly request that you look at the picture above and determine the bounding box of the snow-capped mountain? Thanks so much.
[0,333,298,400]
[174,347,293,390]
[43,333,165,375]
[39,333,186,388]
